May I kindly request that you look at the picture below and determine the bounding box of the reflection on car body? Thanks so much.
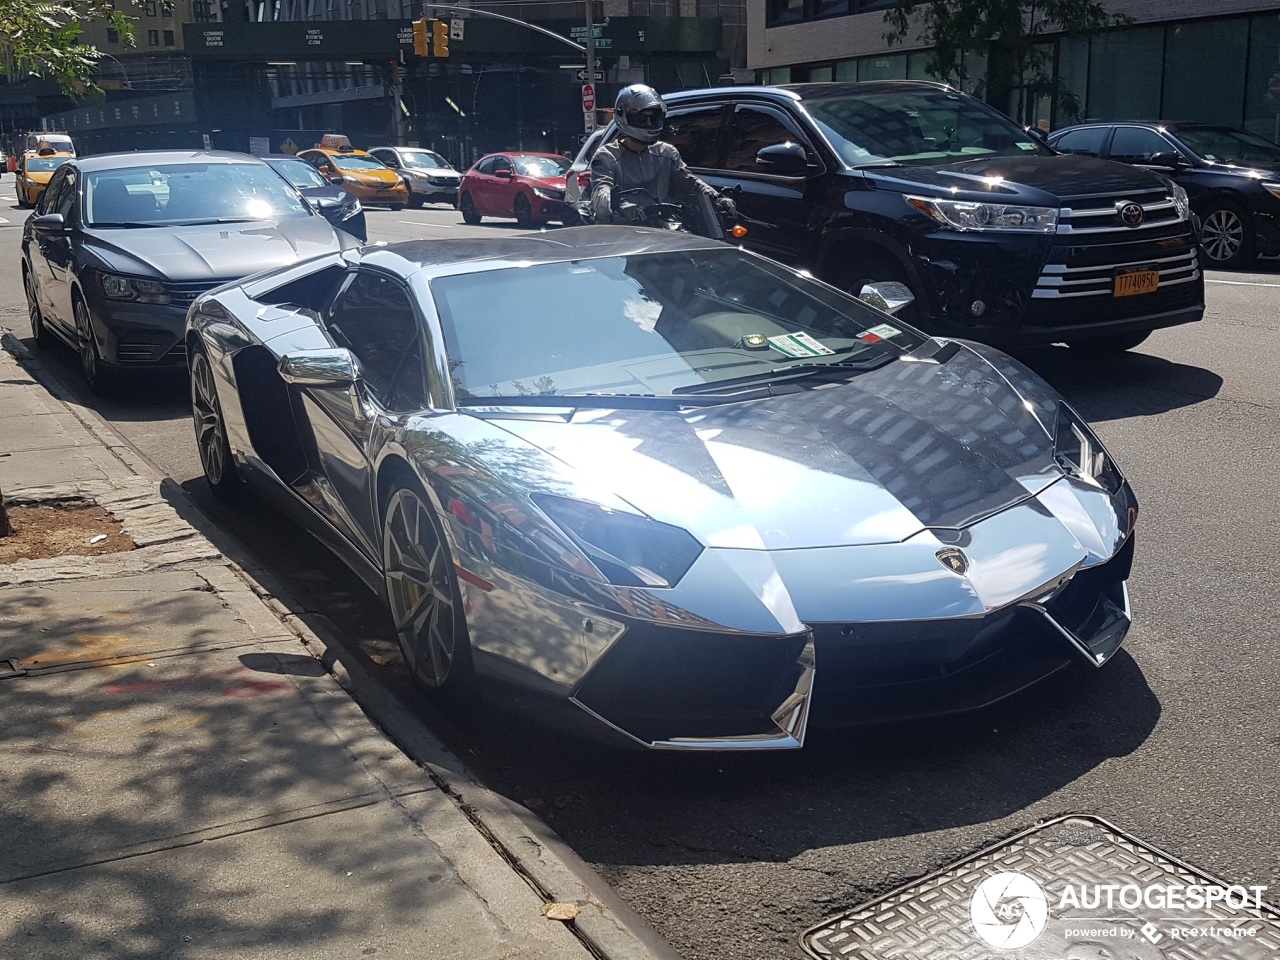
[186,227,1139,751]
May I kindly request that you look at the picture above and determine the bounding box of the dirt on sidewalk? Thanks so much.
[0,501,135,563]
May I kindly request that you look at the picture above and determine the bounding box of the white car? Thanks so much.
[367,146,463,208]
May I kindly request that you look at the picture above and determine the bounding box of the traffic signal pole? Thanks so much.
[584,0,596,133]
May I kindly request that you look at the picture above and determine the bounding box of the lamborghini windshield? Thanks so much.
[431,249,924,401]
[802,87,1053,167]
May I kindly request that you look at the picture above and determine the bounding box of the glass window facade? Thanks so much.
[1163,19,1248,126]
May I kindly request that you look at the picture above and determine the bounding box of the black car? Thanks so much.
[1049,121,1280,268]
[20,150,353,393]
[262,153,367,241]
[575,82,1204,353]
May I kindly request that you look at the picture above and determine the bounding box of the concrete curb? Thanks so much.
[0,329,682,960]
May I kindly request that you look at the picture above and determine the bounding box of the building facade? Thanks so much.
[749,0,1280,135]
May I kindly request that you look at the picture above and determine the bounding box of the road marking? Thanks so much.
[1206,278,1280,288]
[396,220,462,227]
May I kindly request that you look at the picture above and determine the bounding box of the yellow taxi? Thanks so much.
[16,142,74,208]
[295,134,409,209]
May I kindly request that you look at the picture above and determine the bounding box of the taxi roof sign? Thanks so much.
[317,133,356,151]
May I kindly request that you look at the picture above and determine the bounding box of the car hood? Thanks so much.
[488,344,1064,549]
[83,215,342,281]
[863,153,1170,205]
[410,168,461,180]
[524,175,567,192]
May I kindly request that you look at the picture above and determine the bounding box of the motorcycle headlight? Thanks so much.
[1170,183,1191,220]
[1053,403,1123,494]
[907,195,1059,233]
[532,494,703,588]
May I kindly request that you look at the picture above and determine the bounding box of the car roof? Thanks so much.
[355,226,725,277]
[74,150,271,173]
[664,80,955,104]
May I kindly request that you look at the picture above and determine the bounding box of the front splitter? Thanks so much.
[802,814,1280,959]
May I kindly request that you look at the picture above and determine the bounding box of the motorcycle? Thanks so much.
[571,186,749,242]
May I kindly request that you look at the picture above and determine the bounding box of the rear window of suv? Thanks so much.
[802,87,1053,167]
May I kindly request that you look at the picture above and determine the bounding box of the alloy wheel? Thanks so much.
[24,271,51,348]
[190,349,231,491]
[75,300,110,394]
[515,193,534,228]
[1201,208,1245,263]
[460,193,481,225]
[383,487,470,690]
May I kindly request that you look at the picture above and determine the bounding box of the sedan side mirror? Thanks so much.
[495,169,513,179]
[755,142,809,177]
[279,347,360,386]
[858,281,915,316]
[1146,151,1189,170]
[30,213,67,233]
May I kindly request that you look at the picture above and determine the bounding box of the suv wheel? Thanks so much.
[1200,201,1256,268]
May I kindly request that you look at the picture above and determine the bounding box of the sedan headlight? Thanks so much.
[533,187,564,201]
[1170,183,1191,220]
[342,175,361,185]
[532,494,703,588]
[907,195,1059,233]
[100,273,171,304]
[1053,403,1122,494]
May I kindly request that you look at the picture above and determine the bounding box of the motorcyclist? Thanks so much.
[589,84,737,226]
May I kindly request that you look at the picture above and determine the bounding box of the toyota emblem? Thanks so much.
[1118,201,1144,226]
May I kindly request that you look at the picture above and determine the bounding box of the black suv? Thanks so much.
[1049,121,1280,269]
[576,82,1204,353]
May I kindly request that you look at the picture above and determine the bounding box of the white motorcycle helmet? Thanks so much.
[615,84,667,145]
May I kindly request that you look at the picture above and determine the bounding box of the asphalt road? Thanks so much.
[3,198,1278,960]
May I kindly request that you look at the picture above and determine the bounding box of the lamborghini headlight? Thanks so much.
[907,195,1059,233]
[532,494,703,588]
[1053,403,1123,493]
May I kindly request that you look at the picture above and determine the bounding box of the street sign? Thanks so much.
[584,113,596,134]
[581,83,595,112]
[575,69,604,82]
[449,18,463,41]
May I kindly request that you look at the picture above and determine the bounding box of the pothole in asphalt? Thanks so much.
[0,500,135,562]
[802,814,1280,959]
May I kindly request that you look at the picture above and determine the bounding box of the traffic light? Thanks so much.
[412,18,428,57]
[433,18,450,58]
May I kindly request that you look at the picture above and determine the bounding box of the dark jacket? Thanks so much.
[589,138,718,223]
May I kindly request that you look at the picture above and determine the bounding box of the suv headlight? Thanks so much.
[1170,183,1191,220]
[532,494,703,588]
[100,273,171,304]
[907,195,1059,233]
[1053,403,1123,494]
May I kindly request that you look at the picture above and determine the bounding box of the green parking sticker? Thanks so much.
[769,332,836,358]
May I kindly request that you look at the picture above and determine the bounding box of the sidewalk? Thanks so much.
[0,335,678,960]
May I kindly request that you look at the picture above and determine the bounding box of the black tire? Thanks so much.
[74,296,116,396]
[514,193,535,229]
[1070,330,1151,355]
[189,341,243,500]
[405,182,425,209]
[388,203,405,212]
[459,192,481,225]
[23,267,53,349]
[1199,201,1256,268]
[381,483,476,699]
[838,255,926,328]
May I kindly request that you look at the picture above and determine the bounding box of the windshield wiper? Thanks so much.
[672,354,892,396]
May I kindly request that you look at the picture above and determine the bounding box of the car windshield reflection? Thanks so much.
[1175,126,1280,167]
[401,150,453,170]
[431,249,921,401]
[84,163,312,227]
[513,156,571,178]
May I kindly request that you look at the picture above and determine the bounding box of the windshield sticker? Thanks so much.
[1017,141,1037,150]
[768,332,836,358]
[859,323,902,344]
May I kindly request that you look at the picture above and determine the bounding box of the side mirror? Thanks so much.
[858,281,915,316]
[1146,151,1188,170]
[755,142,809,177]
[1025,126,1049,144]
[30,213,67,233]
[494,168,513,179]
[279,347,360,387]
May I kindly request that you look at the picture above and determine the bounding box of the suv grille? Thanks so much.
[1056,189,1183,235]
[1032,248,1200,300]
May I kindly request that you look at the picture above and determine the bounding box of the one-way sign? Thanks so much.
[575,69,604,82]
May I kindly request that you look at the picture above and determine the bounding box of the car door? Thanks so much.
[301,268,432,562]
[486,155,515,215]
[695,102,825,267]
[30,166,80,332]
[1049,125,1111,158]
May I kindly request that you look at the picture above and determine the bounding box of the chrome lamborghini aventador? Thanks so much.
[186,226,1138,751]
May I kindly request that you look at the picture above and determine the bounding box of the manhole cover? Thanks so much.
[803,815,1280,959]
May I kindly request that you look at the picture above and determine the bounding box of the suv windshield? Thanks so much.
[1174,127,1280,167]
[401,150,452,170]
[431,249,921,401]
[85,162,311,227]
[802,87,1052,167]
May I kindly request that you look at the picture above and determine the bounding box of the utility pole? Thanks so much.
[584,0,596,135]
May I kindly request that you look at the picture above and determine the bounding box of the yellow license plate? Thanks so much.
[1114,269,1159,297]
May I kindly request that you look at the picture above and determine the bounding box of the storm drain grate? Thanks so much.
[802,814,1280,959]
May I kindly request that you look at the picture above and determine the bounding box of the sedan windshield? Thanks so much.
[401,150,453,170]
[803,88,1052,167]
[85,162,311,227]
[1174,127,1280,167]
[268,158,328,188]
[431,249,923,401]
[329,153,390,172]
[514,156,570,178]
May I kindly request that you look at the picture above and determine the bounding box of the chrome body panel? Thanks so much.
[184,227,1139,750]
